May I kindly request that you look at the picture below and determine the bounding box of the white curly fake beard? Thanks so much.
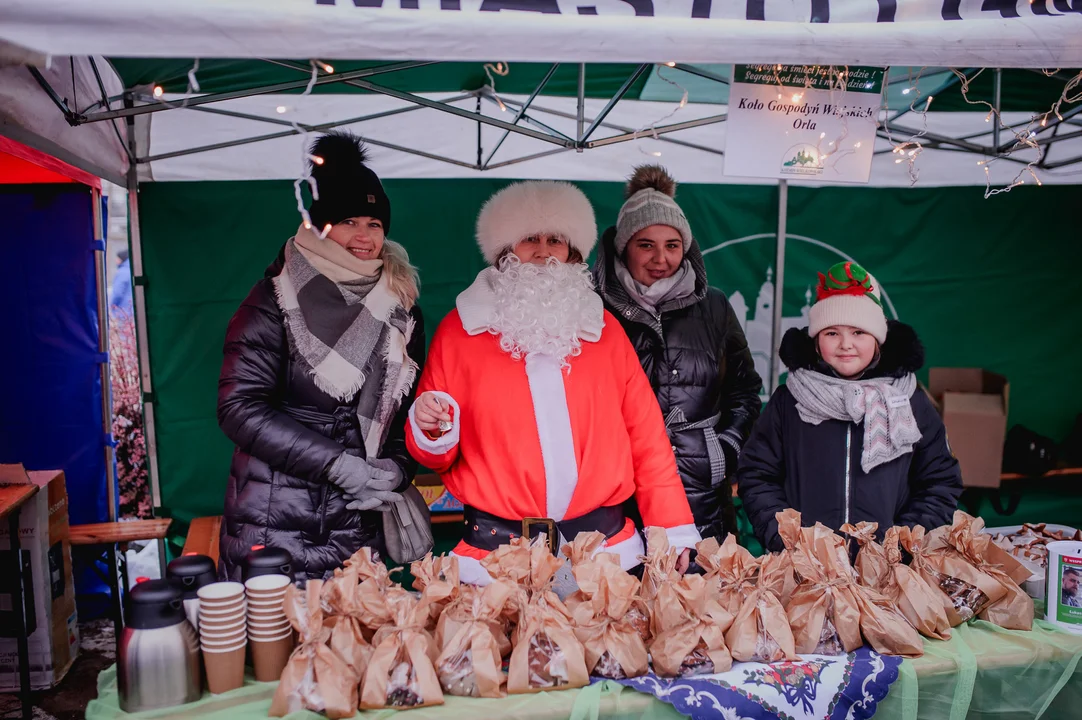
[488,255,598,367]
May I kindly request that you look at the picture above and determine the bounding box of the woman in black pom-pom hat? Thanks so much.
[593,165,764,554]
[216,132,425,580]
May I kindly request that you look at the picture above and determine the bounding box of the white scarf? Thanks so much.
[613,257,697,315]
[785,369,922,473]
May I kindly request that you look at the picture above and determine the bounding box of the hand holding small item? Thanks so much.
[415,392,454,435]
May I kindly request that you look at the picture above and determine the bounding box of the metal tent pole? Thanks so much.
[993,69,1002,152]
[123,97,164,542]
[576,63,585,153]
[92,187,118,524]
[769,180,789,393]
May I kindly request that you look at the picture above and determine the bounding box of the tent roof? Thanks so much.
[108,59,1081,114]
[5,1,1082,67]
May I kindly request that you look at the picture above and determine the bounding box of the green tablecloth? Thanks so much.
[87,617,1082,720]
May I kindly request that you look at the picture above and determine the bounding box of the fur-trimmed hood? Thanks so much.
[475,181,597,264]
[779,320,924,379]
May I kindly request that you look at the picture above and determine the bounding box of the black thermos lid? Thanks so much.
[242,546,294,581]
[166,554,217,599]
[126,579,186,630]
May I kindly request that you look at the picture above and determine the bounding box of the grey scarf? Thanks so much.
[273,229,417,458]
[785,369,922,472]
[613,257,697,315]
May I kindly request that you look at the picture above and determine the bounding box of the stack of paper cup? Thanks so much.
[245,575,294,682]
[196,582,247,694]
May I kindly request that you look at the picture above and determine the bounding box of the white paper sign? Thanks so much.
[724,65,885,184]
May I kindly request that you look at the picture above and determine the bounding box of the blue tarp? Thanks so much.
[0,184,111,598]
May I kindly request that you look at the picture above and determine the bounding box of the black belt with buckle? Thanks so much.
[462,505,627,555]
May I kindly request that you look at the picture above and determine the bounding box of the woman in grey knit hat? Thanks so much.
[593,166,763,553]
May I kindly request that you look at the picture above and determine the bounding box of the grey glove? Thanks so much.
[328,453,404,512]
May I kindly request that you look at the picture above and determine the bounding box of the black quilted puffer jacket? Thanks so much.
[216,251,424,581]
[594,227,763,542]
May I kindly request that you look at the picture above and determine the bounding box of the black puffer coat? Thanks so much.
[216,253,424,581]
[737,322,962,553]
[594,228,763,541]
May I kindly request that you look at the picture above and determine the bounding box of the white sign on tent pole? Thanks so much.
[724,65,884,184]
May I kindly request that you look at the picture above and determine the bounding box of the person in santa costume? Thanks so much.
[406,181,701,585]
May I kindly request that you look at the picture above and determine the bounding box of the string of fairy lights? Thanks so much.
[144,58,1082,224]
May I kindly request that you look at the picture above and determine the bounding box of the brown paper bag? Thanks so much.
[777,511,863,655]
[270,581,359,719]
[650,573,734,677]
[565,549,649,679]
[957,517,1034,630]
[435,580,514,698]
[917,512,1011,626]
[640,526,680,608]
[885,526,953,640]
[696,535,760,617]
[841,522,887,591]
[495,536,590,693]
[725,552,799,663]
[320,564,374,679]
[410,553,461,632]
[854,586,925,658]
[561,532,609,616]
[360,587,444,709]
[339,546,395,588]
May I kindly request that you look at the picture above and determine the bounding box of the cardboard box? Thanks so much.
[0,464,79,691]
[928,369,1010,489]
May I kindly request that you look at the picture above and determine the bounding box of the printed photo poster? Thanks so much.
[724,65,885,184]
[1058,554,1082,622]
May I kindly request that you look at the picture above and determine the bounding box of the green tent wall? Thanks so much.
[138,181,1082,526]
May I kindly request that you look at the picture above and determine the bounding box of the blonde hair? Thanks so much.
[379,239,420,310]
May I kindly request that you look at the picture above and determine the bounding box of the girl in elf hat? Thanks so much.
[593,165,763,549]
[737,261,962,552]
[217,132,425,580]
[407,180,701,585]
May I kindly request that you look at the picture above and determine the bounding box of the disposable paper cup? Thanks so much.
[247,609,286,621]
[199,629,247,645]
[202,644,246,694]
[199,599,246,616]
[248,627,294,643]
[243,597,281,610]
[197,581,245,604]
[200,606,246,623]
[247,614,289,626]
[248,623,291,637]
[250,634,295,682]
[200,601,246,619]
[199,617,246,634]
[245,575,291,594]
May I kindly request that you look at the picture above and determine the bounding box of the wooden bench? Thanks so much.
[69,518,173,548]
[69,517,173,653]
[181,515,222,567]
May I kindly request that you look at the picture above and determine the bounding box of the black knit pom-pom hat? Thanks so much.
[307,131,392,234]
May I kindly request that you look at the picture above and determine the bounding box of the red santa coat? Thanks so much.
[407,308,699,584]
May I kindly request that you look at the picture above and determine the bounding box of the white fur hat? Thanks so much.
[476,181,597,265]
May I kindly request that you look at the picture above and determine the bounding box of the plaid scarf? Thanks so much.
[785,369,921,473]
[273,232,417,458]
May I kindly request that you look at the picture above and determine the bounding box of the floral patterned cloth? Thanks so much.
[612,647,900,720]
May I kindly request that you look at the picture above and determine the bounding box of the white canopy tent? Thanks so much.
[1,1,1080,522]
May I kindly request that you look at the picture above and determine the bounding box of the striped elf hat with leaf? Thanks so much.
[808,261,888,343]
